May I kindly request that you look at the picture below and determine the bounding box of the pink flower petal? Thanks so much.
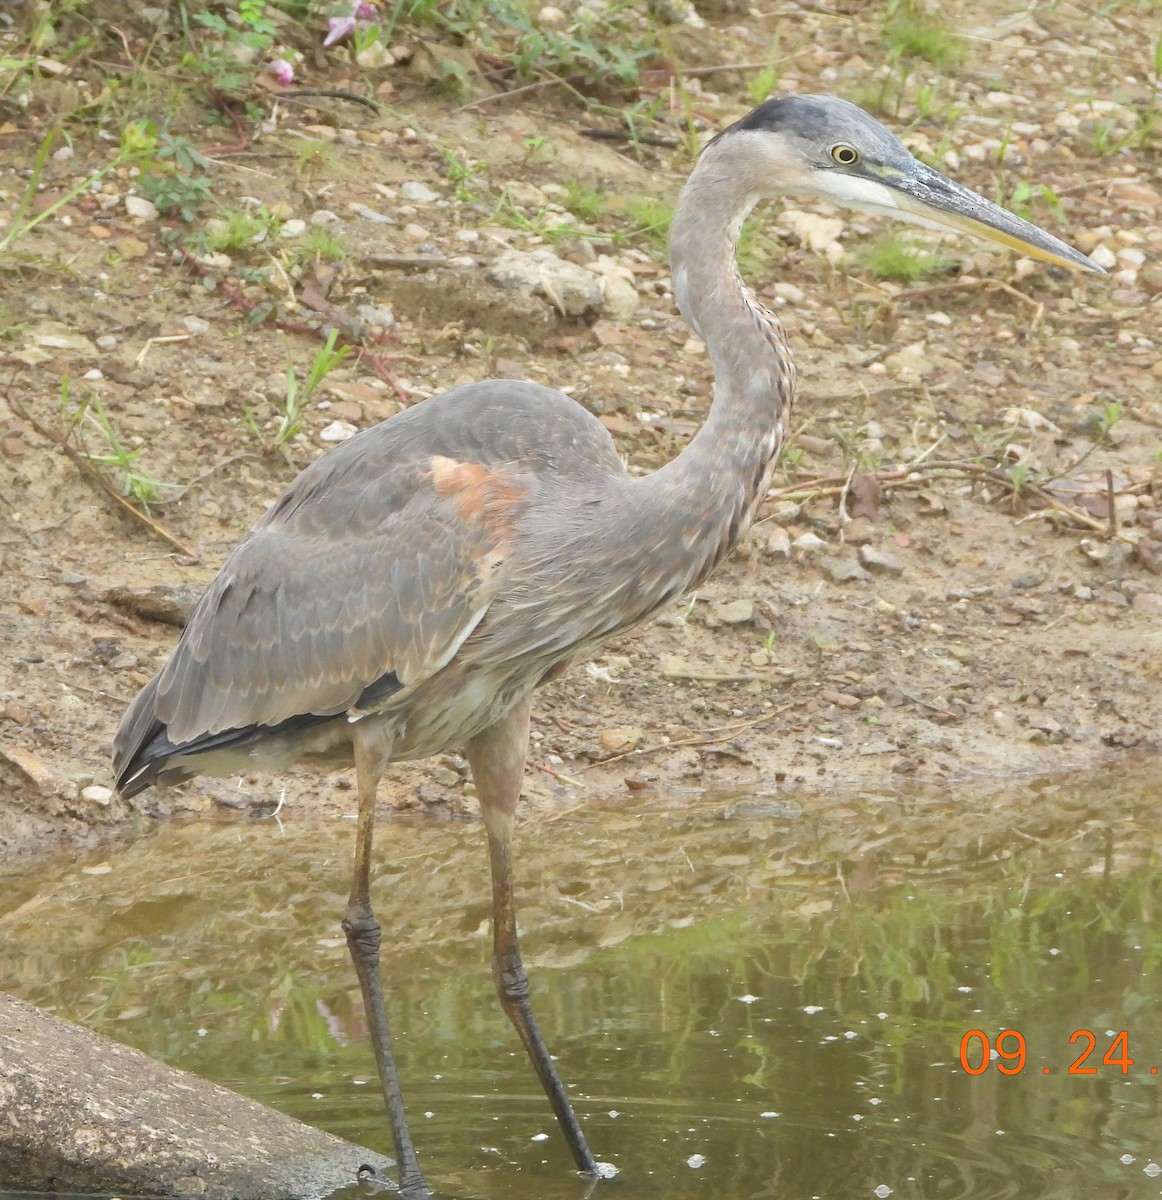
[267,58,295,85]
[324,15,356,46]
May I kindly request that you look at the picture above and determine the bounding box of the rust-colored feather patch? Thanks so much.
[430,455,527,536]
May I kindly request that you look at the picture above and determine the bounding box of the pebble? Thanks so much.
[599,273,639,319]
[1079,538,1130,568]
[858,544,905,575]
[310,209,340,225]
[401,181,440,203]
[820,554,871,584]
[792,531,827,555]
[183,315,210,335]
[348,202,395,224]
[124,195,159,221]
[766,527,791,557]
[319,420,359,442]
[82,368,103,381]
[709,598,755,625]
[96,334,117,351]
[842,517,875,545]
[599,726,643,754]
[81,784,114,806]
[1132,592,1162,614]
[279,218,307,238]
[403,222,431,240]
[1089,244,1118,269]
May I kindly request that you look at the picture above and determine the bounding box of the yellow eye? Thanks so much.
[831,144,859,165]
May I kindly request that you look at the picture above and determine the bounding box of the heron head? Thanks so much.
[714,94,1103,274]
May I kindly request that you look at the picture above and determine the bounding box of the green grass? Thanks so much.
[859,231,955,281]
[884,3,966,71]
[204,206,282,252]
[59,380,172,512]
[624,196,674,256]
[294,226,349,265]
[562,180,606,223]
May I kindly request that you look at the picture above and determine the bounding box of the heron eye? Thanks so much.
[831,144,859,165]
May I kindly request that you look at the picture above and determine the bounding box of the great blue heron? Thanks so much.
[113,95,1101,1194]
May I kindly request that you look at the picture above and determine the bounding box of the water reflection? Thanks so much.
[3,763,1162,1199]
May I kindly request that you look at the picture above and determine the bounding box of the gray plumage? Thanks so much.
[112,96,1101,1195]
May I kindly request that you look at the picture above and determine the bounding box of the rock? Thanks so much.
[599,273,640,319]
[485,249,603,317]
[1079,538,1131,568]
[858,544,905,575]
[766,527,791,557]
[842,516,876,545]
[356,303,395,329]
[279,218,307,238]
[124,195,159,221]
[791,531,826,555]
[400,181,440,203]
[319,420,359,442]
[95,334,118,351]
[81,785,113,806]
[0,993,380,1199]
[820,555,871,584]
[709,598,755,625]
[884,347,935,377]
[32,325,97,355]
[780,209,844,253]
[599,726,644,754]
[183,315,210,335]
[402,222,430,240]
[1131,592,1162,614]
[0,746,73,800]
[502,180,547,208]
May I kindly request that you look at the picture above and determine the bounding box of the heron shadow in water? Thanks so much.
[113,94,1103,1196]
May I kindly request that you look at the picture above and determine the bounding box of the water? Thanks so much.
[3,764,1162,1198]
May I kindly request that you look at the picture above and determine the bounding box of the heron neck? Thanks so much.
[660,152,795,511]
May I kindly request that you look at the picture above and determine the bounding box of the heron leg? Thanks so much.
[466,698,599,1177]
[343,726,431,1199]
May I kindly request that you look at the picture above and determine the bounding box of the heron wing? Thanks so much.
[150,453,528,744]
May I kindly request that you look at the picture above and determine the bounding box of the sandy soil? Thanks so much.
[1,0,1160,861]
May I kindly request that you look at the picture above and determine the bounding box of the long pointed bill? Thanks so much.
[887,161,1104,274]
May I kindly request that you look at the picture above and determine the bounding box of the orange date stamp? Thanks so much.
[959,1029,1147,1075]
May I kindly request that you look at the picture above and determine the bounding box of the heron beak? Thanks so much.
[883,160,1105,274]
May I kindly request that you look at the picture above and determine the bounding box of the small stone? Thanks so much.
[600,274,639,319]
[81,784,114,806]
[791,531,826,555]
[402,222,430,241]
[82,368,103,381]
[279,218,307,238]
[858,544,905,575]
[319,420,359,442]
[124,195,159,221]
[820,555,870,584]
[709,598,755,625]
[1131,592,1162,614]
[183,315,210,335]
[400,181,440,203]
[1079,538,1130,568]
[766,527,791,557]
[310,209,340,226]
[599,726,644,754]
[842,517,875,545]
[96,334,118,351]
